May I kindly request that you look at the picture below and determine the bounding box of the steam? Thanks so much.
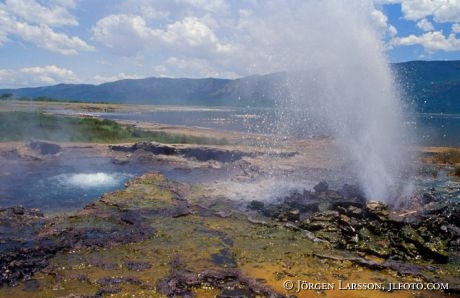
[54,172,128,188]
[250,1,413,202]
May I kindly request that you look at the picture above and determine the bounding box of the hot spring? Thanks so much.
[0,153,234,213]
[0,156,146,213]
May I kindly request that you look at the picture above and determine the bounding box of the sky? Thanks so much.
[1,0,460,88]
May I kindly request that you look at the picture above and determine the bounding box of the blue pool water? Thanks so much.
[0,155,231,213]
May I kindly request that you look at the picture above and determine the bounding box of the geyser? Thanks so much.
[251,1,412,203]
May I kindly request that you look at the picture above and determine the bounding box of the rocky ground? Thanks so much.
[0,137,459,297]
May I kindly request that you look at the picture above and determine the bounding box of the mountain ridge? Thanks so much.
[1,61,459,113]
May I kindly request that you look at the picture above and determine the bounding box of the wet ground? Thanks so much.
[0,137,459,297]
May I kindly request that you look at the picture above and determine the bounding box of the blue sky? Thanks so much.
[1,0,460,88]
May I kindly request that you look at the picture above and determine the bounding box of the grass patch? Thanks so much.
[0,111,228,145]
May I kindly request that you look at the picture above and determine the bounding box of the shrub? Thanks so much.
[0,111,228,145]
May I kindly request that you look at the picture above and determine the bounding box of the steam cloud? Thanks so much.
[252,1,412,202]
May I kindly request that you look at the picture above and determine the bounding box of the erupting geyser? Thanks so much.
[255,1,413,203]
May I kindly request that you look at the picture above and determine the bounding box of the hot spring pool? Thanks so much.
[0,155,232,214]
[0,156,148,213]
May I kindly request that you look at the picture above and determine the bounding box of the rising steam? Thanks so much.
[250,1,412,202]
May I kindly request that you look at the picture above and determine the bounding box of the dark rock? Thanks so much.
[29,140,61,155]
[313,181,329,193]
[95,286,122,297]
[12,206,25,215]
[261,204,302,222]
[339,184,366,202]
[365,201,389,221]
[136,142,177,155]
[423,202,449,215]
[110,142,177,155]
[261,204,284,219]
[111,158,130,165]
[282,190,320,212]
[180,147,251,162]
[247,200,264,211]
[271,183,454,263]
[110,142,253,163]
[0,206,57,287]
[120,210,142,225]
[421,192,438,204]
[345,205,363,216]
[156,256,285,298]
[109,144,135,153]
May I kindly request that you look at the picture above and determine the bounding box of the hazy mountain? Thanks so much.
[1,61,459,113]
[391,60,460,113]
[0,75,286,107]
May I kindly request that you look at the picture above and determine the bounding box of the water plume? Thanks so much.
[251,1,413,203]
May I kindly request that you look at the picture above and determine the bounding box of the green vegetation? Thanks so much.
[0,93,13,99]
[0,111,228,144]
[0,94,107,104]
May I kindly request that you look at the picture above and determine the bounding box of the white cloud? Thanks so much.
[3,0,78,26]
[453,23,460,33]
[374,0,460,22]
[371,9,398,36]
[161,17,233,54]
[49,0,78,9]
[92,14,234,57]
[91,1,400,78]
[158,56,239,78]
[401,0,460,23]
[416,18,434,31]
[0,65,80,88]
[93,73,143,84]
[0,0,93,55]
[117,0,229,21]
[373,1,460,54]
[0,10,10,45]
[14,22,94,55]
[182,0,229,14]
[392,30,460,52]
[92,14,153,56]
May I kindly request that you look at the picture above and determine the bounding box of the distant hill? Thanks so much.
[391,60,460,113]
[1,61,459,113]
[0,74,286,107]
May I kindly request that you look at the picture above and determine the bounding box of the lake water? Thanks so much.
[415,113,460,147]
[99,107,460,147]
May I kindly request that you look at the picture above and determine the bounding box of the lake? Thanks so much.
[96,107,460,147]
